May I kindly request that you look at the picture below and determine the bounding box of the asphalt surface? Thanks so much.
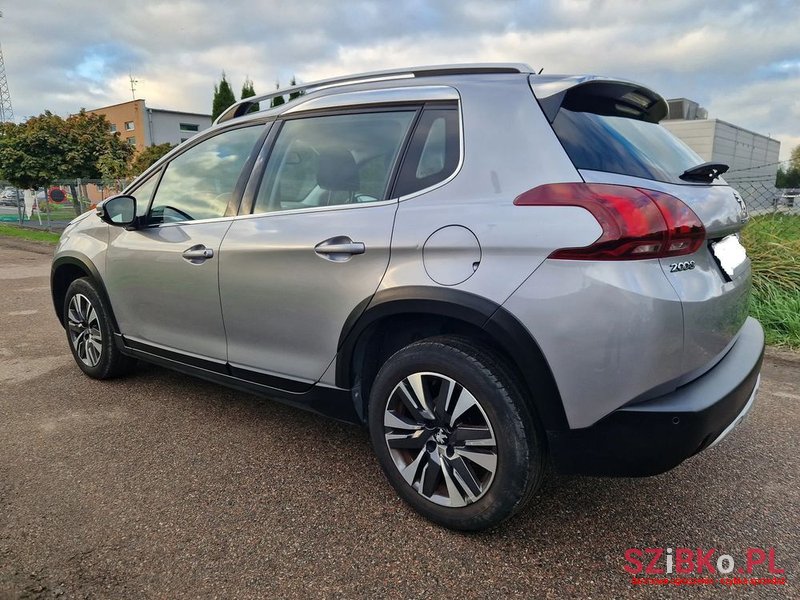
[0,239,798,599]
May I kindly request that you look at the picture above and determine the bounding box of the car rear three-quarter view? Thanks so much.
[51,64,763,531]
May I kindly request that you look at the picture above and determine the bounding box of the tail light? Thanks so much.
[513,183,705,260]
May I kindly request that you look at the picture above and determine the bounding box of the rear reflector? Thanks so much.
[513,183,705,260]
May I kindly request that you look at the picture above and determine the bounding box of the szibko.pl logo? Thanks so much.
[624,547,786,586]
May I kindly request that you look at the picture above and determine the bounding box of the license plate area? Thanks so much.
[711,234,747,280]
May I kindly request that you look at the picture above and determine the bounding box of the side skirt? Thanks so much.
[115,334,360,424]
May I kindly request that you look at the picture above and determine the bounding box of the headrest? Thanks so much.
[317,146,359,192]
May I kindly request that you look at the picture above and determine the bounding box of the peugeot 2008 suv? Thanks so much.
[52,64,764,531]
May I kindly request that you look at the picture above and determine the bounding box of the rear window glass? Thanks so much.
[552,108,704,184]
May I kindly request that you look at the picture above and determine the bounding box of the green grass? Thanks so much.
[38,204,83,221]
[0,223,61,244]
[741,214,800,348]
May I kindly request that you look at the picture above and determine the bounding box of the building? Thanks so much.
[88,99,212,152]
[661,98,781,209]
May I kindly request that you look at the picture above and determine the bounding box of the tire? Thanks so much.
[63,277,136,379]
[368,336,545,531]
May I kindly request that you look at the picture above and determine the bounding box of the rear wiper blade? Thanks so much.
[680,162,729,183]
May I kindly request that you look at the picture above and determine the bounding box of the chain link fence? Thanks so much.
[0,178,130,230]
[727,176,797,217]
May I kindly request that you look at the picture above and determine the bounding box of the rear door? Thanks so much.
[219,107,419,388]
[105,124,266,363]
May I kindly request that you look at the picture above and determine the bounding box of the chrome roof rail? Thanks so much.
[215,63,533,124]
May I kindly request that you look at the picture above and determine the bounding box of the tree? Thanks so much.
[791,145,800,172]
[0,113,71,189]
[776,145,800,189]
[97,150,131,188]
[270,80,285,107]
[212,72,236,121]
[64,110,133,179]
[288,75,304,101]
[240,77,258,113]
[129,143,175,176]
[776,166,800,189]
[63,110,134,213]
[0,110,133,214]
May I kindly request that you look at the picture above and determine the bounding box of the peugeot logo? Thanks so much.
[733,192,748,223]
[434,429,448,445]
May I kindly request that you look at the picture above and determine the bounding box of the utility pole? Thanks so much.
[0,10,14,122]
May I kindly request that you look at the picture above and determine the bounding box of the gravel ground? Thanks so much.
[0,239,797,599]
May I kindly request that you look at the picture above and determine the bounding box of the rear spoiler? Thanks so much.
[530,75,668,124]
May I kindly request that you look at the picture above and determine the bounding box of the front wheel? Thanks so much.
[368,336,544,531]
[63,277,136,379]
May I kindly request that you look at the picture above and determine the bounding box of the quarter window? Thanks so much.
[394,107,459,197]
[148,125,264,224]
[129,170,161,216]
[253,111,416,214]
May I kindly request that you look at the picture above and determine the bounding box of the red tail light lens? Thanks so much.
[513,183,705,260]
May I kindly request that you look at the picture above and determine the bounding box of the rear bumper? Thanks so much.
[548,317,764,477]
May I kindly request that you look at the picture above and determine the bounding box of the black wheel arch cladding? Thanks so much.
[337,286,568,431]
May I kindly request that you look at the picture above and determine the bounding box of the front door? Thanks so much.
[105,124,266,363]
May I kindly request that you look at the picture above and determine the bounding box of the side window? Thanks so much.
[394,107,460,197]
[149,125,264,224]
[128,169,160,217]
[253,111,416,214]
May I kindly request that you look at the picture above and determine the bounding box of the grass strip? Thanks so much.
[741,214,800,348]
[0,223,61,244]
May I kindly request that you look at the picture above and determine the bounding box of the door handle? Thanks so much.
[314,237,366,262]
[182,244,214,263]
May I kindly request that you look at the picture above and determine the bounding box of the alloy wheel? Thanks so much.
[383,372,498,507]
[67,293,102,367]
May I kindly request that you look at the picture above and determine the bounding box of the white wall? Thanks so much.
[661,119,716,161]
[146,110,212,147]
[662,118,781,209]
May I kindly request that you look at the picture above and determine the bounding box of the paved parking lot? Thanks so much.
[0,239,797,599]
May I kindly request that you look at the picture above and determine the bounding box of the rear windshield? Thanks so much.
[551,108,704,184]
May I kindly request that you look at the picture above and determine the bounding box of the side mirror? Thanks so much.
[97,195,137,227]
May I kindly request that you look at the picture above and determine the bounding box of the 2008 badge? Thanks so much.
[669,260,696,273]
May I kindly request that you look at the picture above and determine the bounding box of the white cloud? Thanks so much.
[0,0,797,159]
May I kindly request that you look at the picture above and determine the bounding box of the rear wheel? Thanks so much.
[64,277,136,379]
[368,336,544,530]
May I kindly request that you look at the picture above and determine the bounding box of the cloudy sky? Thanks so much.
[2,0,798,160]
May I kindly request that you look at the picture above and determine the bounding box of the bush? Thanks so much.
[741,215,800,348]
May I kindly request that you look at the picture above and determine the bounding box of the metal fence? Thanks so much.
[0,178,130,230]
[728,178,798,217]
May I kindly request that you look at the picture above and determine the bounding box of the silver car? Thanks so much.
[51,64,763,530]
